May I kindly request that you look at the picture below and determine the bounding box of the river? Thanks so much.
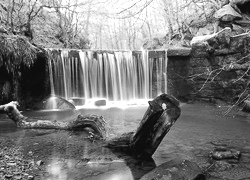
[0,102,250,179]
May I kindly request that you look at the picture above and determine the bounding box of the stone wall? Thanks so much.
[167,28,250,103]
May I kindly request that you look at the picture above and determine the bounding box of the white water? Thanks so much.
[47,49,167,106]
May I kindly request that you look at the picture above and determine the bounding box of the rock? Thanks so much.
[70,98,85,106]
[230,0,250,6]
[4,174,13,179]
[94,99,106,106]
[28,151,33,156]
[14,175,22,180]
[230,32,250,53]
[140,160,205,180]
[191,28,232,50]
[28,175,34,180]
[242,99,250,112]
[232,24,245,34]
[43,96,75,110]
[214,161,233,171]
[230,0,250,14]
[36,160,43,166]
[214,4,242,21]
[167,48,191,57]
[191,35,214,47]
[210,147,241,160]
[0,26,8,34]
[7,162,16,166]
[196,27,213,36]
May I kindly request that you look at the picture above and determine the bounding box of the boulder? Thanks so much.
[214,4,242,21]
[94,99,106,106]
[140,160,205,180]
[242,99,250,112]
[70,98,85,106]
[43,96,75,110]
[191,28,232,49]
[210,147,241,160]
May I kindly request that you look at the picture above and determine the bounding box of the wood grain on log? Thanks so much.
[108,94,181,158]
[130,94,181,158]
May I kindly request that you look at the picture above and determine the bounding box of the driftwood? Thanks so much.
[108,94,181,158]
[0,93,181,158]
[0,101,107,139]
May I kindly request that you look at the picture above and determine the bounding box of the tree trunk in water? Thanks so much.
[130,94,180,158]
[108,94,181,158]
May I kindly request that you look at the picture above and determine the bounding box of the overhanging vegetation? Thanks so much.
[0,35,38,72]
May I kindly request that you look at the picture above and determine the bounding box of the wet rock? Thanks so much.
[28,175,34,180]
[14,175,22,180]
[242,99,250,112]
[214,161,233,171]
[28,151,33,156]
[4,174,13,179]
[36,160,43,166]
[42,96,75,110]
[94,99,106,106]
[7,161,17,166]
[140,160,205,180]
[70,98,85,106]
[210,147,241,160]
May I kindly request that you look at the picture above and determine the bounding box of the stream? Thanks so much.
[0,102,250,180]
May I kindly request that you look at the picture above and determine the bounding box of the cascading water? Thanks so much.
[47,49,167,106]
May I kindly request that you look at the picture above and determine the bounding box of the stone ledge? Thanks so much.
[167,47,191,57]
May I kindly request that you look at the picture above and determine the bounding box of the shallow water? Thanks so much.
[0,103,250,180]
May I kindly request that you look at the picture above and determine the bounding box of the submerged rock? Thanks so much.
[94,99,106,106]
[140,160,205,180]
[210,147,241,160]
[69,98,85,106]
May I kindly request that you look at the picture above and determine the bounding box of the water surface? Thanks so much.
[0,103,250,179]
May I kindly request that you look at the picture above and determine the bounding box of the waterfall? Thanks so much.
[47,49,167,106]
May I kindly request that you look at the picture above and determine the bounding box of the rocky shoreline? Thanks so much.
[0,144,36,180]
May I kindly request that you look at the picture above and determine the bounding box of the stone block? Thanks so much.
[191,45,209,58]
[230,33,250,53]
[167,47,191,56]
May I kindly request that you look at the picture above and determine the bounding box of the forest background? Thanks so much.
[0,0,239,50]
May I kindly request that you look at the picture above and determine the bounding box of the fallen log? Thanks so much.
[108,94,181,158]
[0,101,107,139]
